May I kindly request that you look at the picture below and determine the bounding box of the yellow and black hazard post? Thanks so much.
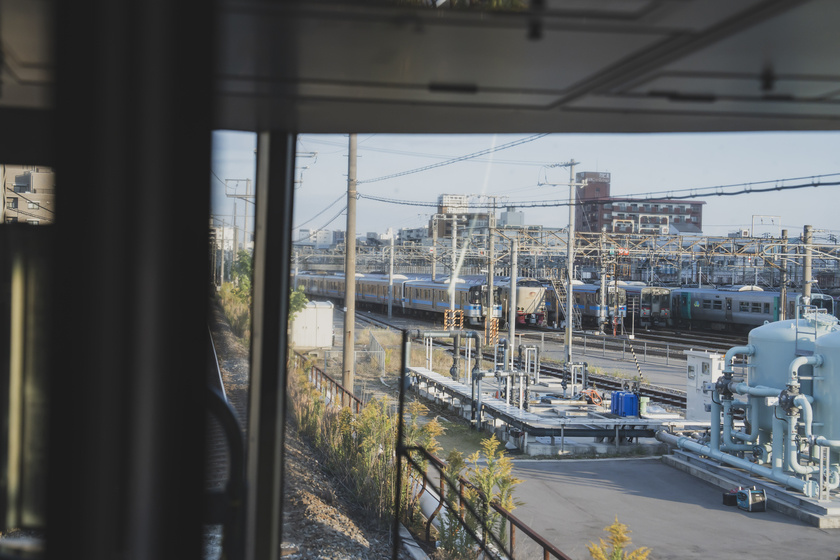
[485,317,498,346]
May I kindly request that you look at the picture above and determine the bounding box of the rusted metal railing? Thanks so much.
[402,445,572,560]
[294,352,363,413]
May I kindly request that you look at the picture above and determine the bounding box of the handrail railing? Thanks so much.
[294,351,363,413]
[402,445,572,560]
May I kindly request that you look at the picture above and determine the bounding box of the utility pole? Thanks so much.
[449,216,458,320]
[538,159,583,364]
[599,230,607,333]
[488,200,495,338]
[780,229,788,320]
[219,226,225,284]
[431,216,437,282]
[388,234,394,318]
[803,224,813,302]
[564,160,582,364]
[225,178,256,260]
[342,133,357,398]
[509,238,518,369]
[613,262,619,336]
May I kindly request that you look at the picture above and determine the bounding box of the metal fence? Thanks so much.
[514,331,693,367]
[323,349,385,377]
[368,330,387,374]
[294,351,362,413]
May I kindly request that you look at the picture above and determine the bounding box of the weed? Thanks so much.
[587,517,651,560]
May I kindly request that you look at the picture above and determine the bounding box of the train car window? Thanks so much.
[751,303,762,313]
[713,301,722,310]
[764,302,770,314]
[739,301,749,312]
[702,300,711,309]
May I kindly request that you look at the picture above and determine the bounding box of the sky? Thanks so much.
[211,130,840,243]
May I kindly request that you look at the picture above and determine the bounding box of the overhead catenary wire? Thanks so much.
[296,204,348,241]
[302,137,555,167]
[293,192,346,230]
[356,175,840,209]
[356,133,550,184]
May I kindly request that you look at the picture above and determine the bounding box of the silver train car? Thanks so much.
[671,286,835,331]
[541,280,626,328]
[294,271,502,325]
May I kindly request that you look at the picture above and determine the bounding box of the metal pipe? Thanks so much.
[730,383,782,398]
[720,400,754,452]
[772,414,786,476]
[814,436,840,450]
[783,411,819,475]
[710,394,722,451]
[723,345,755,375]
[657,430,816,497]
[497,337,510,372]
[730,398,760,444]
[788,354,823,387]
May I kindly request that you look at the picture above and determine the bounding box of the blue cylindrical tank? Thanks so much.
[747,315,840,434]
[813,329,840,455]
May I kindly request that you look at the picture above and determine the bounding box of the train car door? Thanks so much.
[725,297,733,322]
[679,292,691,320]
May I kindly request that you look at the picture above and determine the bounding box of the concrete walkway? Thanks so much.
[509,457,840,560]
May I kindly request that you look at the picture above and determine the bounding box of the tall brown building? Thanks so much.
[575,171,704,234]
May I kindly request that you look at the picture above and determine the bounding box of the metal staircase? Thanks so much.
[550,277,581,331]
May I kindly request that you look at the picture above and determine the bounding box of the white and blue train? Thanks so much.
[294,271,548,326]
[294,271,502,325]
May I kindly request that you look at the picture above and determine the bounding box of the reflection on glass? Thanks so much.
[2,165,56,225]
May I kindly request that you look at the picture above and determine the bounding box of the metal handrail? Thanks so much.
[294,351,363,413]
[403,445,572,560]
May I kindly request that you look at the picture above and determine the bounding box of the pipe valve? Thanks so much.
[779,387,799,415]
[716,375,734,399]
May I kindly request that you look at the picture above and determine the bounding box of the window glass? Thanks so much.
[3,165,56,225]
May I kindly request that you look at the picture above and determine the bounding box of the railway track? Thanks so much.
[537,362,687,409]
[353,311,689,409]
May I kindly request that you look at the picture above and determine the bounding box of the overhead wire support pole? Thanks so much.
[388,234,394,318]
[450,216,457,324]
[540,159,585,365]
[343,133,357,399]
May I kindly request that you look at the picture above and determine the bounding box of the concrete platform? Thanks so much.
[662,450,840,529]
[509,457,840,560]
[409,366,699,458]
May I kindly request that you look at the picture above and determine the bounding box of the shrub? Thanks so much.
[587,517,651,560]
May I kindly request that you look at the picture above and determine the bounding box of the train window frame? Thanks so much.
[702,299,711,309]
[751,302,762,313]
[739,301,749,312]
[713,301,722,310]
[764,302,770,314]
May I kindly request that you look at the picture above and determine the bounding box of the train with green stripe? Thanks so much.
[670,286,835,332]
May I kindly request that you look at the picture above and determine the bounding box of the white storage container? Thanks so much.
[291,301,334,349]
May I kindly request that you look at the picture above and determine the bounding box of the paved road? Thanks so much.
[508,457,840,560]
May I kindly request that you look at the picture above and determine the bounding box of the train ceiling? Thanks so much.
[3,0,840,134]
